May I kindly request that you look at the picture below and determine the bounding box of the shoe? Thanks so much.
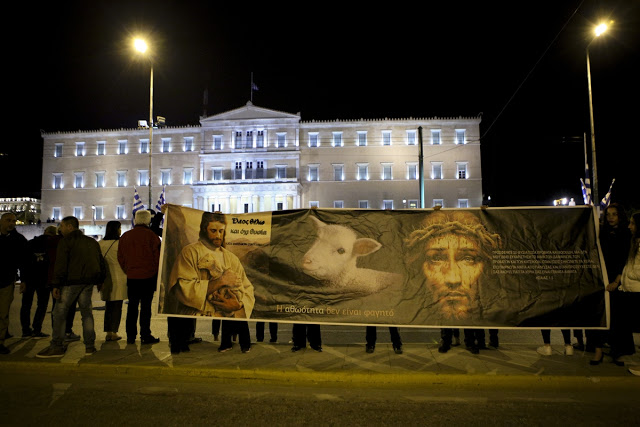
[291,345,305,352]
[127,337,135,344]
[311,345,323,352]
[489,339,499,349]
[241,347,251,353]
[572,343,585,352]
[628,365,640,376]
[393,346,403,355]
[180,344,190,352]
[612,358,625,367]
[536,345,552,356]
[107,334,122,342]
[218,346,232,353]
[0,344,10,355]
[438,344,450,354]
[564,345,574,356]
[32,331,50,339]
[213,334,219,341]
[85,347,97,356]
[589,356,604,365]
[64,332,80,342]
[36,346,65,358]
[141,336,160,344]
[269,337,277,343]
[187,337,202,345]
[452,336,461,347]
[22,329,33,338]
[366,345,375,353]
[469,346,479,355]
[256,338,264,342]
[170,345,181,355]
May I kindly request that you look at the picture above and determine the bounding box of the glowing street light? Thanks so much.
[586,22,609,206]
[134,37,154,207]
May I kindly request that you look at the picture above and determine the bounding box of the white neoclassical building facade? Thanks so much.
[40,102,482,226]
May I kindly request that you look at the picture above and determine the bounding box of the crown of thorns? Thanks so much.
[405,220,502,253]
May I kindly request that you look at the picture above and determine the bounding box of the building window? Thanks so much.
[433,199,444,207]
[407,163,418,180]
[95,172,105,188]
[118,140,127,155]
[97,141,106,155]
[309,133,319,148]
[75,142,85,157]
[160,169,171,186]
[357,164,368,181]
[277,133,286,148]
[116,205,126,219]
[383,200,393,210]
[184,137,194,152]
[431,130,441,145]
[213,135,222,150]
[234,131,242,149]
[138,170,148,186]
[140,139,149,153]
[94,206,103,220]
[276,165,287,179]
[52,207,61,221]
[309,201,319,208]
[212,168,223,181]
[256,161,265,178]
[256,131,264,148]
[161,138,171,153]
[74,172,84,189]
[73,206,82,219]
[408,199,419,208]
[382,131,391,146]
[333,201,344,208]
[458,199,469,208]
[407,130,416,145]
[116,171,126,187]
[183,168,193,185]
[54,144,63,158]
[234,162,242,179]
[382,164,392,180]
[53,173,63,189]
[457,163,468,179]
[431,162,443,179]
[357,132,367,147]
[245,131,253,148]
[455,129,466,145]
[333,132,343,147]
[333,164,344,181]
[245,161,253,179]
[359,200,369,209]
[308,165,319,182]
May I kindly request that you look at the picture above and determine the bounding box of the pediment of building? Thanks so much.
[200,101,300,125]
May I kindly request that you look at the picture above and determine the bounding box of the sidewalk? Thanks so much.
[2,285,639,386]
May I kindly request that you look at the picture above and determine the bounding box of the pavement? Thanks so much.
[2,285,639,387]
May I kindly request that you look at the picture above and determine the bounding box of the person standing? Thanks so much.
[36,216,106,358]
[256,322,278,343]
[118,210,161,345]
[438,328,460,353]
[20,226,56,339]
[99,221,128,342]
[0,213,28,354]
[365,326,403,354]
[291,323,322,352]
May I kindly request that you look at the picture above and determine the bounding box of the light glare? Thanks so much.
[134,38,148,53]
[594,23,608,37]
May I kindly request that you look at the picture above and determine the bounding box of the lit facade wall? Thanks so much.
[41,102,482,225]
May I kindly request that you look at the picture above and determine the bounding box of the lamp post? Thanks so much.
[586,23,608,206]
[134,38,154,207]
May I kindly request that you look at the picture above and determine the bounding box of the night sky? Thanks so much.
[5,0,639,210]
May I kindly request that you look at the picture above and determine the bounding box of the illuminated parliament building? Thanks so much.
[40,102,482,226]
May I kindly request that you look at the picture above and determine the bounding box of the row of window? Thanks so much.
[311,199,468,209]
[308,162,469,181]
[52,129,469,157]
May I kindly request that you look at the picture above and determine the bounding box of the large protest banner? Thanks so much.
[156,204,607,329]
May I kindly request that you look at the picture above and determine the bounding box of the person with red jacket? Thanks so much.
[118,210,161,345]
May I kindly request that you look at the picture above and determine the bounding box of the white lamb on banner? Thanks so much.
[301,216,402,293]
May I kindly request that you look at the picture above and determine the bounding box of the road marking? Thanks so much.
[49,383,72,407]
[315,394,343,401]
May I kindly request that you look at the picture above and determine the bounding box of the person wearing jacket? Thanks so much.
[36,216,106,358]
[118,210,161,345]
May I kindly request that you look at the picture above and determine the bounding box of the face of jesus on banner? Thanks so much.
[422,234,485,320]
[206,221,226,248]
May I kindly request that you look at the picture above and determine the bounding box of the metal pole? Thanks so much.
[418,126,425,208]
[148,66,154,207]
[586,47,598,205]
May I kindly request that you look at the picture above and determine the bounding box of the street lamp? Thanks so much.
[586,22,608,206]
[134,38,154,207]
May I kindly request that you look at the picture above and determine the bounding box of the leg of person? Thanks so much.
[126,279,141,344]
[139,277,158,344]
[389,327,403,354]
[187,319,201,344]
[291,323,306,351]
[238,321,251,352]
[218,320,233,352]
[537,329,552,356]
[308,324,322,352]
[32,285,50,338]
[76,284,96,355]
[37,286,77,358]
[268,322,278,342]
[488,329,499,348]
[256,321,265,342]
[65,302,78,338]
[439,328,453,353]
[168,317,187,354]
[573,329,585,350]
[104,300,114,336]
[0,284,15,354]
[463,329,479,354]
[584,329,597,352]
[561,329,573,355]
[212,319,220,340]
[365,326,376,353]
[452,328,460,346]
[589,330,605,365]
[476,329,487,349]
[20,284,36,337]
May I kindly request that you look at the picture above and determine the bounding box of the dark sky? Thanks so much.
[5,0,639,210]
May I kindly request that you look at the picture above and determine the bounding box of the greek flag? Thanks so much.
[132,187,144,224]
[581,164,592,205]
[155,185,166,212]
[600,178,615,210]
